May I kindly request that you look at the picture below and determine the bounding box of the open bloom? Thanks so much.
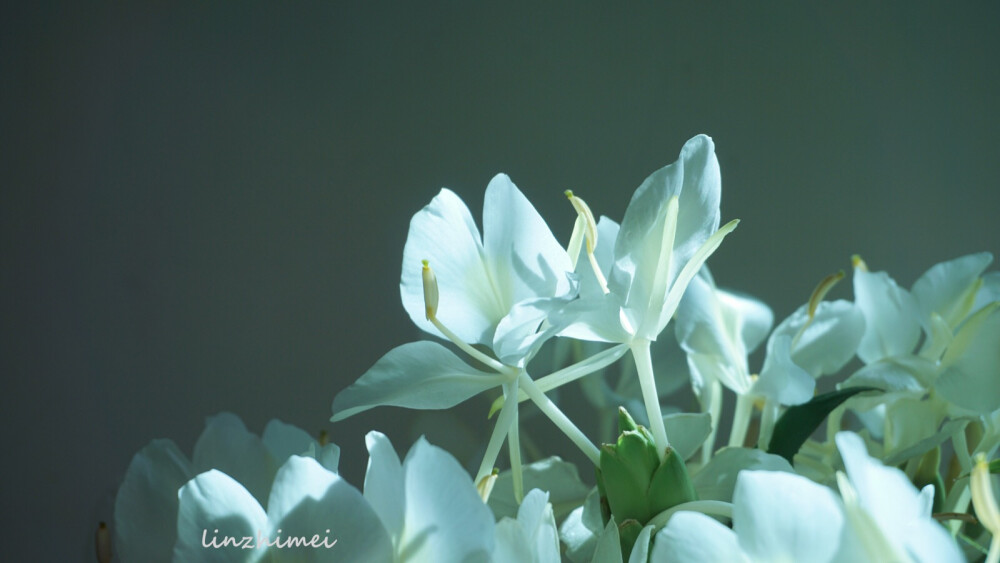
[114,413,339,563]
[834,431,963,562]
[332,175,578,421]
[553,135,738,457]
[172,432,495,562]
[400,173,575,365]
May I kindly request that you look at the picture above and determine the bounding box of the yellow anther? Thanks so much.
[851,254,868,272]
[477,468,500,503]
[422,260,439,320]
[566,190,598,253]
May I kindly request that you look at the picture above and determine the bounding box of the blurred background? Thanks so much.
[2,2,998,560]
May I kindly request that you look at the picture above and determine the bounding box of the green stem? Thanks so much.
[630,339,670,458]
[476,379,519,483]
[519,374,600,465]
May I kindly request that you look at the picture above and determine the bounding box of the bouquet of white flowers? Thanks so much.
[107,136,1000,563]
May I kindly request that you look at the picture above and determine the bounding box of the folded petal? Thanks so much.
[192,412,277,506]
[753,335,816,405]
[401,188,500,345]
[653,511,745,562]
[331,341,507,422]
[266,456,393,563]
[400,438,495,561]
[174,469,268,563]
[114,439,193,563]
[772,300,865,377]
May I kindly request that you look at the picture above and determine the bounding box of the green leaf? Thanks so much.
[767,386,879,464]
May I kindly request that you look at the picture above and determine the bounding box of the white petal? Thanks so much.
[266,456,393,563]
[493,518,531,563]
[559,506,598,563]
[494,294,573,366]
[841,355,935,393]
[483,174,574,307]
[174,470,268,563]
[972,271,1000,313]
[734,470,844,563]
[330,341,506,422]
[835,432,927,542]
[652,511,745,562]
[400,188,500,345]
[717,286,774,355]
[753,335,816,405]
[553,293,633,343]
[363,431,404,541]
[400,438,495,561]
[574,217,620,299]
[911,252,993,328]
[516,489,560,563]
[773,300,865,377]
[114,439,193,563]
[935,303,1000,413]
[192,412,276,506]
[853,268,922,363]
[609,135,721,319]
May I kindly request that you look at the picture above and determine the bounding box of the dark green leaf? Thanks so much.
[767,386,880,463]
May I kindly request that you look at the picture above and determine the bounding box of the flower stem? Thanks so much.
[508,404,524,503]
[476,379,519,483]
[522,344,629,398]
[728,393,753,448]
[630,339,670,458]
[518,374,600,465]
[701,380,722,466]
[757,397,779,450]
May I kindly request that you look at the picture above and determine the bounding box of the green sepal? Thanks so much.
[600,441,654,523]
[767,386,880,464]
[619,406,640,433]
[618,519,643,562]
[647,446,698,514]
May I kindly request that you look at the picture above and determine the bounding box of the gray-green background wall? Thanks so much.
[2,3,998,560]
